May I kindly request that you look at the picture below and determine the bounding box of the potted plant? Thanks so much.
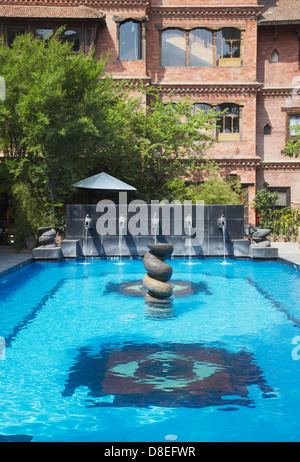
[269,233,277,242]
[278,234,286,242]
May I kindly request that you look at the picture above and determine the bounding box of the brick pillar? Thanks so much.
[248,185,256,225]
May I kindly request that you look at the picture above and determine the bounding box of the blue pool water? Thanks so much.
[0,258,300,442]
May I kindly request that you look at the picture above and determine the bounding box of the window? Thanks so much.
[193,103,241,140]
[119,20,141,60]
[216,28,241,66]
[216,103,240,140]
[161,27,242,68]
[226,174,240,183]
[162,29,185,67]
[264,124,272,135]
[35,29,54,41]
[7,28,25,47]
[193,103,215,137]
[269,187,291,208]
[270,49,279,63]
[193,103,213,114]
[288,114,300,138]
[189,29,213,67]
[61,29,80,52]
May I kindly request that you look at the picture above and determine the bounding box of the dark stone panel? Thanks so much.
[65,204,245,257]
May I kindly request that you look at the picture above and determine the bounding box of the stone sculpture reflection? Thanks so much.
[143,243,173,305]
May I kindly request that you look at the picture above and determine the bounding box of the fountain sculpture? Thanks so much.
[83,214,92,262]
[37,227,57,246]
[249,225,271,247]
[217,214,227,261]
[184,214,193,262]
[151,213,159,243]
[143,243,174,305]
[118,214,126,262]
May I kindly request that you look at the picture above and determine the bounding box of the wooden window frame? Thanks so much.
[115,17,147,61]
[160,26,243,68]
[286,112,300,141]
[193,102,242,141]
[1,22,96,54]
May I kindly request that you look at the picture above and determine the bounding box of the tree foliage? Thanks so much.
[253,183,279,229]
[117,86,219,201]
[0,30,127,231]
[284,124,300,158]
[0,32,223,246]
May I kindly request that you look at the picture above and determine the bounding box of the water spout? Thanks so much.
[83,214,91,264]
[217,214,226,229]
[217,214,227,264]
[151,212,159,243]
[118,214,126,263]
[184,214,193,263]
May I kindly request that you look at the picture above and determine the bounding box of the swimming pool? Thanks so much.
[0,258,300,442]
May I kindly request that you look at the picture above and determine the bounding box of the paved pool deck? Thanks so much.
[271,242,300,270]
[0,242,299,278]
[0,246,33,278]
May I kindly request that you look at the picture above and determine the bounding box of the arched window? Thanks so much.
[264,124,272,135]
[216,103,240,140]
[189,29,213,67]
[193,103,213,114]
[216,28,241,66]
[119,20,141,60]
[270,49,279,63]
[162,29,186,67]
[62,29,80,52]
[35,29,54,41]
[192,103,215,138]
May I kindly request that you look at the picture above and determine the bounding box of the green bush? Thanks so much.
[11,181,47,249]
[166,171,242,205]
[253,183,279,229]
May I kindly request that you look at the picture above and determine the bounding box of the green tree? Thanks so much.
[0,30,128,232]
[115,86,219,201]
[192,171,242,204]
[284,124,300,158]
[166,163,242,204]
[253,183,279,229]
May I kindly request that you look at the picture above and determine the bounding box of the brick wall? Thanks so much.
[257,25,300,87]
[0,0,299,215]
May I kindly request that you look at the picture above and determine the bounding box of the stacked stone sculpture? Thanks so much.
[38,227,57,246]
[143,243,174,305]
[249,226,271,247]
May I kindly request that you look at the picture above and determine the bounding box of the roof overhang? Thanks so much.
[0,5,106,22]
[258,20,300,26]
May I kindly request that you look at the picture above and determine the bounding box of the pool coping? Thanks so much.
[0,253,33,279]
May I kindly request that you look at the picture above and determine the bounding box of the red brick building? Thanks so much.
[0,0,299,224]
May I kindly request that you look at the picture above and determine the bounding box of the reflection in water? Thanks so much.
[62,343,275,410]
[104,280,212,298]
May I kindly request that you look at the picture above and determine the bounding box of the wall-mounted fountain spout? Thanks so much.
[118,214,126,262]
[84,214,92,229]
[184,214,193,262]
[83,215,92,261]
[217,214,226,229]
[151,213,159,243]
[119,214,126,230]
[217,214,227,263]
[185,214,192,228]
